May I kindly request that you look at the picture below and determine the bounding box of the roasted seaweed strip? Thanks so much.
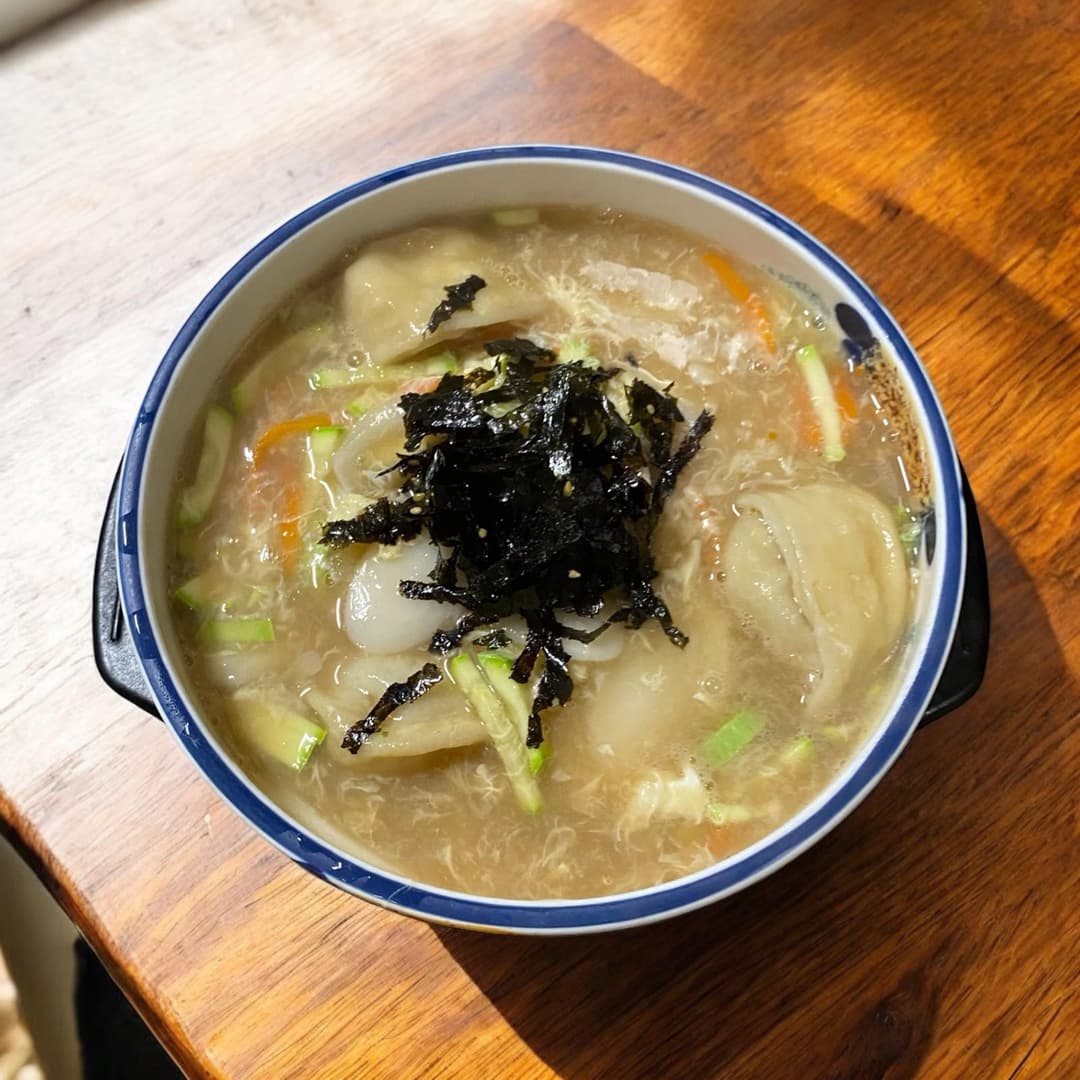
[322,338,712,747]
[424,275,487,335]
[340,663,443,752]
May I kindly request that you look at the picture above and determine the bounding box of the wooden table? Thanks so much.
[2,2,1078,1076]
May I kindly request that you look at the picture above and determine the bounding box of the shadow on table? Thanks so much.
[0,0,154,53]
[434,511,1074,1079]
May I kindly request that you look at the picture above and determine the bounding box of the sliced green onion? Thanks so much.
[228,697,325,770]
[703,708,765,765]
[177,405,233,526]
[492,207,539,227]
[795,344,845,463]
[198,617,275,645]
[448,653,542,813]
[345,398,367,418]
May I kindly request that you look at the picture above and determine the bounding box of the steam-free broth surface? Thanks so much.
[169,208,924,899]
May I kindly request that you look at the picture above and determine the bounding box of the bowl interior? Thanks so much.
[119,148,963,932]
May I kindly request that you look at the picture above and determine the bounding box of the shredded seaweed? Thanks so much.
[321,495,427,547]
[323,338,712,747]
[473,628,512,651]
[340,662,443,752]
[424,275,487,335]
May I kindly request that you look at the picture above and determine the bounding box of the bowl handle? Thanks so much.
[919,464,990,725]
[92,463,159,718]
[92,460,990,726]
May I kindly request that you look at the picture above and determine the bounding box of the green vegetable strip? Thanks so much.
[703,708,765,765]
[706,803,754,825]
[492,208,539,227]
[198,617,275,644]
[228,698,325,770]
[177,405,233,526]
[780,735,814,769]
[310,368,365,389]
[477,653,548,775]
[174,574,211,611]
[423,351,458,375]
[448,654,542,813]
[558,337,598,368]
[307,425,344,480]
[301,426,345,587]
[795,344,845,463]
[312,353,455,392]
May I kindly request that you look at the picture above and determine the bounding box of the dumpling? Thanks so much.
[723,482,909,711]
[580,603,730,760]
[341,227,544,365]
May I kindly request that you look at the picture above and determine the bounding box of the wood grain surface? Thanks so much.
[2,1,1078,1076]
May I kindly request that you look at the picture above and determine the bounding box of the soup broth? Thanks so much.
[168,208,926,899]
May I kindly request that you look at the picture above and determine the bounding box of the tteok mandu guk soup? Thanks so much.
[168,208,929,899]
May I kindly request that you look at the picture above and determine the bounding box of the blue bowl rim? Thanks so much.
[116,144,964,933]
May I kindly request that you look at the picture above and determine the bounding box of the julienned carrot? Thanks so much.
[703,250,777,354]
[398,375,443,395]
[251,412,332,468]
[833,376,859,422]
[278,482,302,573]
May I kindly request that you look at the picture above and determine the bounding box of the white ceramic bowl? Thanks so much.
[115,146,967,933]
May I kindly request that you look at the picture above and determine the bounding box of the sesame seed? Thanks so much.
[568,569,581,578]
[409,506,423,516]
[563,480,574,496]
[477,527,488,538]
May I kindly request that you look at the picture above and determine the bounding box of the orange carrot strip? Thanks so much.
[398,375,443,395]
[278,483,302,573]
[251,412,332,469]
[703,250,777,354]
[833,376,859,422]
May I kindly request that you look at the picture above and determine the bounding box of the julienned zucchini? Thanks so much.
[795,344,845,463]
[310,367,365,390]
[174,573,211,610]
[311,352,455,391]
[476,653,549,775]
[780,734,814,769]
[177,405,233,526]
[448,653,543,814]
[421,350,458,376]
[703,708,765,765]
[228,697,325,770]
[492,208,539,227]
[307,425,344,479]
